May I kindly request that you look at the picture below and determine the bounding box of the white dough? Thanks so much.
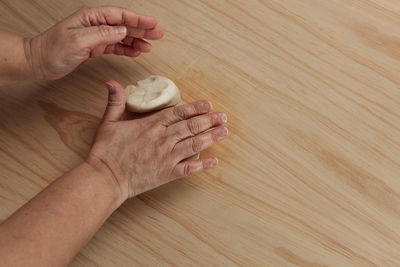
[125,75,181,113]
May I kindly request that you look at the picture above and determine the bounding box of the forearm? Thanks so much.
[0,162,123,266]
[0,30,34,86]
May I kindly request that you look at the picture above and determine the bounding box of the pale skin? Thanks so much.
[0,6,228,267]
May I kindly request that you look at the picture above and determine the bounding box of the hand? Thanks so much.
[25,6,164,80]
[87,81,228,200]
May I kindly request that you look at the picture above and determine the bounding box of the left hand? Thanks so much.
[25,6,164,80]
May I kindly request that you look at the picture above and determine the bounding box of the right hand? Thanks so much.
[87,81,228,201]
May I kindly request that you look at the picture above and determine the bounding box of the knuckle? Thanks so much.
[207,114,215,126]
[82,7,99,20]
[102,6,117,18]
[191,137,202,153]
[98,25,112,39]
[190,103,199,114]
[183,163,192,176]
[186,119,199,136]
[108,98,123,107]
[196,100,210,113]
[193,101,203,113]
[211,131,219,143]
[173,106,186,120]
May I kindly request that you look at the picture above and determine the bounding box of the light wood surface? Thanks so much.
[1,0,400,266]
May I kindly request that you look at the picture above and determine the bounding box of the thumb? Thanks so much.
[80,25,127,49]
[103,80,126,122]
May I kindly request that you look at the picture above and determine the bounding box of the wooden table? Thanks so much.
[1,0,400,266]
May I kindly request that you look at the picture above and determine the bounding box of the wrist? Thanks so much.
[0,31,41,85]
[85,154,129,208]
[23,36,46,80]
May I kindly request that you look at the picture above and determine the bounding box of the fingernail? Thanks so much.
[203,101,212,111]
[207,157,218,168]
[217,127,228,140]
[221,113,227,123]
[115,26,127,36]
[143,43,152,52]
[106,82,116,94]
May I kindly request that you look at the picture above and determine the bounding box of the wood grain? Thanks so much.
[1,0,400,266]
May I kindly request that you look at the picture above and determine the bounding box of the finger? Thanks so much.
[122,36,134,46]
[126,27,164,40]
[105,42,142,57]
[132,38,152,52]
[104,43,142,57]
[158,100,213,126]
[78,25,127,49]
[85,6,158,29]
[90,44,107,58]
[173,126,228,161]
[171,157,218,179]
[103,80,126,122]
[122,37,152,52]
[168,112,227,141]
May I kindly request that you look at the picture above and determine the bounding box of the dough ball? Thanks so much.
[125,75,181,113]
